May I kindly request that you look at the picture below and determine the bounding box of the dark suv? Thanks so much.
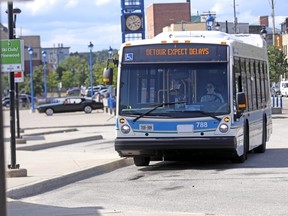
[2,94,37,108]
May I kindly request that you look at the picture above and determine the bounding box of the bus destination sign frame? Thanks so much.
[123,43,228,63]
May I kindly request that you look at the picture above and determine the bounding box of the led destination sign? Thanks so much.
[146,47,209,56]
[123,43,227,63]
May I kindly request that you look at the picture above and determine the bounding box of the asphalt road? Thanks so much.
[6,97,288,216]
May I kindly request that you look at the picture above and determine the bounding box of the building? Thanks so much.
[282,34,288,58]
[163,22,206,32]
[43,44,70,71]
[146,1,191,38]
[280,18,288,59]
[280,18,288,34]
[163,17,249,34]
[259,16,269,27]
[20,35,42,76]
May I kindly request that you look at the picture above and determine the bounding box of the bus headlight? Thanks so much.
[121,124,131,134]
[219,123,229,133]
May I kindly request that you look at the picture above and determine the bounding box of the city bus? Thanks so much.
[109,31,272,166]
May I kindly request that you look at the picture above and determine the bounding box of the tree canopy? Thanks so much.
[268,46,288,83]
[3,49,119,97]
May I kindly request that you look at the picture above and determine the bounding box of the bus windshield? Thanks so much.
[119,63,229,118]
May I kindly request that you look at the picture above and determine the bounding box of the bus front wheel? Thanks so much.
[232,124,249,163]
[133,156,150,167]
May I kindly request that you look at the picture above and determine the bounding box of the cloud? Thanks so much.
[94,0,112,6]
[40,22,122,52]
[65,0,78,8]
[21,0,58,15]
[6,0,286,53]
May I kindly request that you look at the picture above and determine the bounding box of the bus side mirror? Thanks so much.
[236,92,247,112]
[103,67,113,85]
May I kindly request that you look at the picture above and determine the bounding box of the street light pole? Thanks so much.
[7,2,18,170]
[5,7,22,139]
[108,46,112,60]
[42,50,47,101]
[28,46,35,112]
[88,42,94,97]
[13,8,22,139]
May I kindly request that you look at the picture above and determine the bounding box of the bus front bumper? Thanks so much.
[115,136,237,157]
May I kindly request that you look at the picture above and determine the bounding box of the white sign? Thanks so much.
[14,71,24,83]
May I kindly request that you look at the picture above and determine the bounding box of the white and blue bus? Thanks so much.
[110,31,272,166]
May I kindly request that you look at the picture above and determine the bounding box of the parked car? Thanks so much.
[66,87,81,96]
[2,94,37,108]
[271,82,281,96]
[92,89,109,101]
[36,97,103,116]
[85,85,107,97]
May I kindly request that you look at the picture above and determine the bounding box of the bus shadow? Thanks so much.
[140,148,288,171]
[8,200,104,216]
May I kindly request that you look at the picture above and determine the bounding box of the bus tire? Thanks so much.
[254,117,267,153]
[133,156,150,167]
[232,124,249,163]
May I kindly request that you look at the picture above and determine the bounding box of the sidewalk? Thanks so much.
[3,110,133,199]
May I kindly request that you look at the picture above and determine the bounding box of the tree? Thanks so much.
[61,71,75,89]
[69,49,119,87]
[20,65,44,96]
[58,56,90,88]
[268,46,288,83]
[47,71,59,91]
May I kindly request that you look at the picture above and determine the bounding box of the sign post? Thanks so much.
[1,2,33,216]
[1,38,25,170]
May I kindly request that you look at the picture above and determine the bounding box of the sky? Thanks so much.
[0,0,287,52]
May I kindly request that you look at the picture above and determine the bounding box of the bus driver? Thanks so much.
[201,82,224,103]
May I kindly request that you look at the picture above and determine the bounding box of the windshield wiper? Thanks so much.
[183,110,222,121]
[132,101,186,123]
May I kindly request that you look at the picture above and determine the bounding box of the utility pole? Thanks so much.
[270,0,276,45]
[233,0,238,33]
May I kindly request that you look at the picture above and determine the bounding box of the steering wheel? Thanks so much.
[202,94,222,102]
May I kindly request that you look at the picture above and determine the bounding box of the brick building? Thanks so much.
[20,35,42,76]
[146,1,191,39]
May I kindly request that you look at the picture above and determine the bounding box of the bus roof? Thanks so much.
[121,31,266,49]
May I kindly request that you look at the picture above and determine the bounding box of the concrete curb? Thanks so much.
[7,158,133,199]
[19,124,115,130]
[16,135,103,151]
[22,128,78,136]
